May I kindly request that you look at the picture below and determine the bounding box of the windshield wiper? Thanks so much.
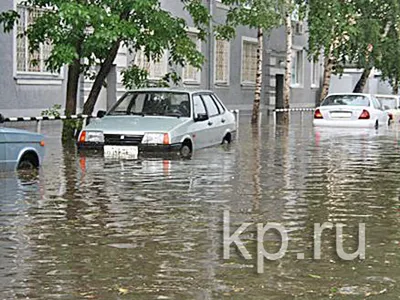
[130,112,145,116]
[164,113,182,118]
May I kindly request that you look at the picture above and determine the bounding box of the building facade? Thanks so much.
[0,0,322,117]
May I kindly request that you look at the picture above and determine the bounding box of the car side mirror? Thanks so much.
[97,110,107,118]
[0,114,4,123]
[194,113,209,122]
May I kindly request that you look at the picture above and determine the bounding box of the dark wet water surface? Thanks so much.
[1,114,400,299]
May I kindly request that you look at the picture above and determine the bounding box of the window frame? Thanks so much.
[200,93,220,117]
[134,48,168,81]
[192,93,207,118]
[291,48,304,88]
[241,36,258,86]
[214,38,230,85]
[183,29,202,85]
[13,1,63,84]
[210,94,226,114]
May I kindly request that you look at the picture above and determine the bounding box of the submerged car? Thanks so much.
[313,93,389,129]
[375,94,400,123]
[0,116,46,171]
[77,89,237,159]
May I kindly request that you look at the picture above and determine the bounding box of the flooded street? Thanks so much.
[1,113,400,299]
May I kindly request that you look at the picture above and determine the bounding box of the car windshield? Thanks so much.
[108,92,191,117]
[377,97,396,110]
[321,95,370,107]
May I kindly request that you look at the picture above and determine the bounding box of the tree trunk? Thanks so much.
[283,8,292,109]
[62,59,81,142]
[83,40,121,116]
[65,59,80,115]
[251,28,263,125]
[393,77,399,95]
[319,48,335,104]
[353,67,372,93]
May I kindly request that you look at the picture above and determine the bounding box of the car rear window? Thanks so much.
[321,95,370,107]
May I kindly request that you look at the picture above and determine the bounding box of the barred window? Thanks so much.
[182,32,201,83]
[215,39,230,84]
[241,39,258,84]
[17,6,52,73]
[134,49,168,80]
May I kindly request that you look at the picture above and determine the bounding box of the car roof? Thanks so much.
[126,88,214,95]
[326,93,372,97]
[375,94,399,99]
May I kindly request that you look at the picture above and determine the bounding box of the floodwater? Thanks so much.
[1,113,400,299]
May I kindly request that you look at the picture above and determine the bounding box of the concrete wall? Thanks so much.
[264,24,322,109]
[329,70,399,96]
[0,0,67,117]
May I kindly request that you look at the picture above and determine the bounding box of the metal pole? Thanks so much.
[36,120,42,133]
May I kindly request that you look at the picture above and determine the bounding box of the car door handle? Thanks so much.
[208,121,213,126]
[221,119,226,123]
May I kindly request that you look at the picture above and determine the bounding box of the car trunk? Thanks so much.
[319,105,364,121]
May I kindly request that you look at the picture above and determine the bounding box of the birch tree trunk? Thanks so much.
[320,46,335,103]
[251,28,263,125]
[283,10,292,109]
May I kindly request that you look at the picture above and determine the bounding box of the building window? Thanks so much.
[134,49,168,80]
[291,49,304,86]
[16,6,52,74]
[310,58,320,88]
[183,32,201,84]
[215,39,230,85]
[241,38,258,84]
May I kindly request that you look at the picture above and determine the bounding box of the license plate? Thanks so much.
[104,146,138,160]
[330,112,352,118]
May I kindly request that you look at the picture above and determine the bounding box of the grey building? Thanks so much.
[0,0,322,117]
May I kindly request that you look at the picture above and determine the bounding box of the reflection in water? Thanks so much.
[1,114,400,299]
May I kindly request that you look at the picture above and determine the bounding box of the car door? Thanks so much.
[200,93,222,145]
[0,130,7,171]
[371,96,387,124]
[191,94,210,149]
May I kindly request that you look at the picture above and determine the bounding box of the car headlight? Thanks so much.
[80,131,104,143]
[142,133,170,145]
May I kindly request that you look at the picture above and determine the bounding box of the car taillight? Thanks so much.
[314,109,323,119]
[79,131,86,143]
[359,110,370,120]
[389,113,393,120]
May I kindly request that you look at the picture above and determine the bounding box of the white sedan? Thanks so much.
[313,93,389,129]
[376,94,400,123]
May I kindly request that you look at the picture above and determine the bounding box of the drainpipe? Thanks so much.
[207,0,213,90]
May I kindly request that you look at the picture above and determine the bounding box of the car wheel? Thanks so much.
[179,143,192,159]
[375,120,379,130]
[17,152,39,170]
[18,159,36,170]
[222,133,232,145]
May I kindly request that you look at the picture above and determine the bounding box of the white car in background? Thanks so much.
[313,93,389,129]
[375,94,400,123]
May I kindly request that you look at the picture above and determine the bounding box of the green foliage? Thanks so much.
[308,0,400,81]
[41,104,61,117]
[0,0,209,89]
[217,0,283,39]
